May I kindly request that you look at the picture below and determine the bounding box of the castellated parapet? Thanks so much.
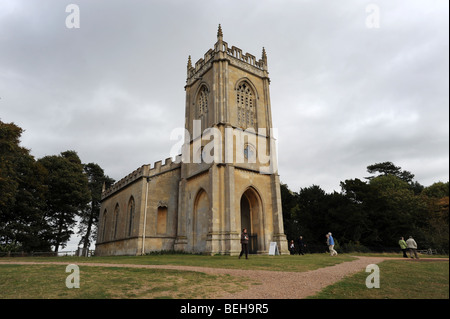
[101,155,182,200]
[186,24,269,87]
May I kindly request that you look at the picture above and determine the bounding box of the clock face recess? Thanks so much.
[244,144,256,161]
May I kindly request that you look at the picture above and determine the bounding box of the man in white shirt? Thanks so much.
[406,236,419,259]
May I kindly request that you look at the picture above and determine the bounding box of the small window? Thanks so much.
[244,144,256,163]
[157,207,168,234]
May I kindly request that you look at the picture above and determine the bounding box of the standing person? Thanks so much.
[297,236,306,255]
[326,232,338,256]
[289,240,296,255]
[398,237,408,258]
[239,228,249,259]
[406,236,419,259]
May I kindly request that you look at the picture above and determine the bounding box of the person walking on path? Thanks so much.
[326,232,338,256]
[297,236,306,255]
[398,237,408,258]
[406,236,419,259]
[239,228,249,259]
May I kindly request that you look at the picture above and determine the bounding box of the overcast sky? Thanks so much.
[1,1,448,202]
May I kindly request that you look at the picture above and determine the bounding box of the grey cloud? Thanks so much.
[1,0,448,194]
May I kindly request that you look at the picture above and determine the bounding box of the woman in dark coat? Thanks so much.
[239,228,249,259]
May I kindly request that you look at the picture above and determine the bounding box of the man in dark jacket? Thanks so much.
[297,236,306,255]
[239,228,249,259]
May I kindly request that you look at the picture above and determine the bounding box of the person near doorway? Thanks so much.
[239,228,249,259]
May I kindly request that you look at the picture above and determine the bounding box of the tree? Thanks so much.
[366,161,415,184]
[78,163,114,256]
[422,182,449,253]
[0,121,48,251]
[280,183,300,241]
[0,122,22,248]
[296,185,329,246]
[340,178,371,204]
[38,151,90,252]
[0,121,22,213]
[368,174,427,245]
[422,181,449,198]
[280,162,448,253]
[9,154,50,251]
[1,121,114,253]
[326,191,368,245]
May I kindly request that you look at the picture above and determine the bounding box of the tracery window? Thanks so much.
[197,85,208,116]
[197,85,209,131]
[236,82,255,129]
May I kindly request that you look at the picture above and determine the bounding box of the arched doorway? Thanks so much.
[240,188,262,254]
[193,189,210,252]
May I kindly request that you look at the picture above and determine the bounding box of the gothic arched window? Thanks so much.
[236,82,255,129]
[113,204,120,239]
[197,85,209,117]
[101,209,107,242]
[196,85,209,131]
[127,197,135,237]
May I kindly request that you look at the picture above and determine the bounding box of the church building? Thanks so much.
[95,26,289,256]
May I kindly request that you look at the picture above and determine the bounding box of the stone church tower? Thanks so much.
[95,26,288,256]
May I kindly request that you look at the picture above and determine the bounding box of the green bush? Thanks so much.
[340,241,371,253]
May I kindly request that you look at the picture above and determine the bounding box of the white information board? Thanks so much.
[268,242,279,255]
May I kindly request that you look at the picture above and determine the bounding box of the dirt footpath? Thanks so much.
[213,256,388,299]
[0,256,447,299]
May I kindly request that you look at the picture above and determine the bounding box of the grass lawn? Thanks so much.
[0,253,356,272]
[1,253,448,299]
[0,254,355,299]
[310,259,449,299]
[0,263,255,299]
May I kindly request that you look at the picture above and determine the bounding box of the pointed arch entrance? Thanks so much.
[240,187,263,254]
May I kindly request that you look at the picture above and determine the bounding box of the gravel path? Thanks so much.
[0,256,446,299]
[213,256,388,299]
